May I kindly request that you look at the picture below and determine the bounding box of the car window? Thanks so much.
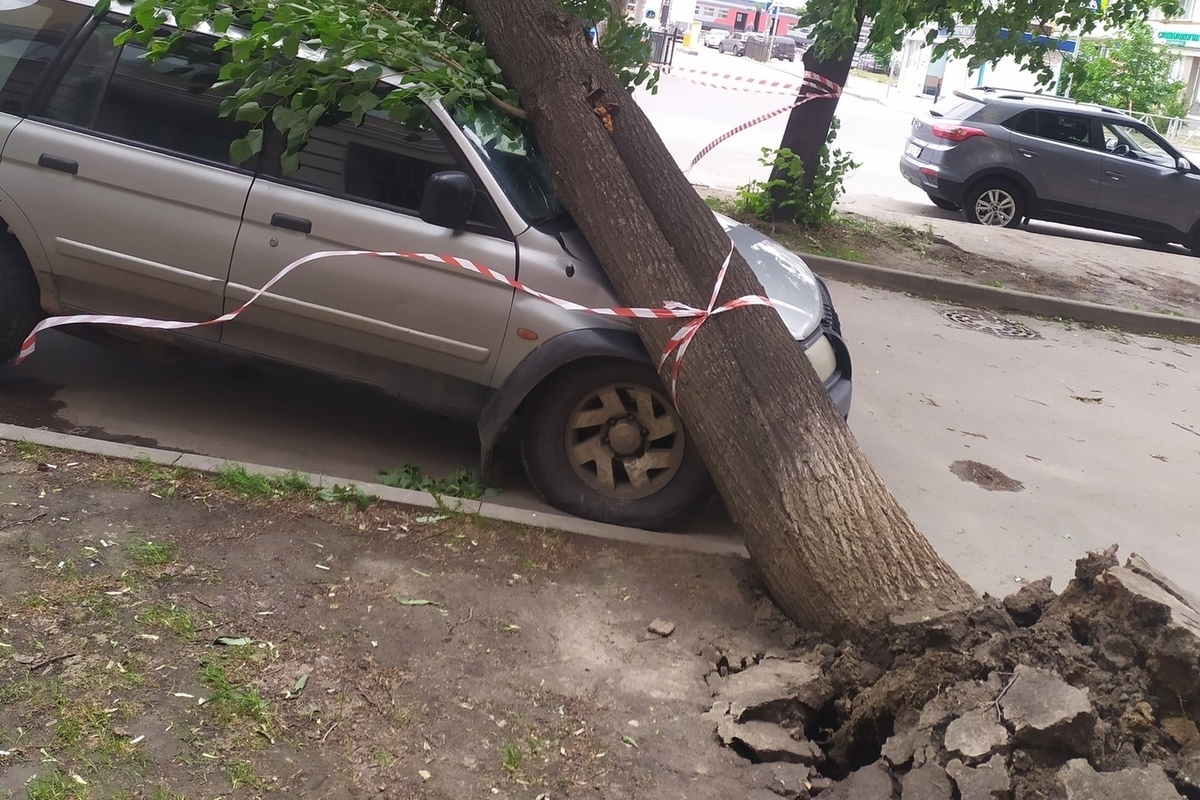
[38,19,122,127]
[39,24,251,167]
[1101,121,1176,167]
[281,107,501,229]
[0,0,90,116]
[1035,111,1094,148]
[1003,110,1038,135]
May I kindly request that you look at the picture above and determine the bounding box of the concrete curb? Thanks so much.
[0,422,748,559]
[802,253,1200,339]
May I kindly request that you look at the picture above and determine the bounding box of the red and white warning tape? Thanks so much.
[688,71,841,169]
[17,244,800,399]
[660,65,806,94]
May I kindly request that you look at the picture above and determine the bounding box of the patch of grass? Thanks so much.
[224,760,266,789]
[25,771,87,800]
[13,439,48,461]
[215,465,314,500]
[371,749,396,770]
[199,659,271,725]
[500,740,524,773]
[124,536,178,568]
[148,786,185,800]
[136,603,197,639]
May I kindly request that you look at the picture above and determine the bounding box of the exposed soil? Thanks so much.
[3,442,1199,799]
[949,459,1025,492]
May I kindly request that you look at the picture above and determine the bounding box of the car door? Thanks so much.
[0,20,254,334]
[1095,120,1200,240]
[1003,109,1104,225]
[223,108,517,415]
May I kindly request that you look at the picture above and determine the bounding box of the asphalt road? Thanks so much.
[4,282,1197,599]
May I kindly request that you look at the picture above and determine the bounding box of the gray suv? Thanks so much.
[0,0,852,531]
[900,87,1200,251]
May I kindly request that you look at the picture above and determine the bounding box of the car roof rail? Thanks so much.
[955,86,1131,117]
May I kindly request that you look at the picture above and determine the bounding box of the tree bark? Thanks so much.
[464,0,978,635]
[768,16,863,207]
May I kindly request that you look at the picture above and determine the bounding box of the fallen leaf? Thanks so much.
[414,514,448,524]
[213,636,254,647]
[1072,395,1102,404]
[396,597,441,607]
[620,735,638,748]
[418,769,431,780]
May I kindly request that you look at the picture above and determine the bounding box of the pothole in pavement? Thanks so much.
[942,308,1042,339]
[950,459,1025,492]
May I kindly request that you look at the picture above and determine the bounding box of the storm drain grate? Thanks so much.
[941,308,1042,339]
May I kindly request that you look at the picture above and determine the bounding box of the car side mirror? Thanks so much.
[420,171,476,230]
[1177,157,1193,172]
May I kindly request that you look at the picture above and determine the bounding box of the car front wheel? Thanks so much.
[520,360,713,531]
[963,180,1025,228]
[0,235,42,362]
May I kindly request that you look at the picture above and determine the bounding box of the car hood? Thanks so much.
[718,213,822,341]
[554,213,822,341]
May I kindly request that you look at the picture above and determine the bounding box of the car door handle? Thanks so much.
[1017,148,1038,158]
[1105,171,1124,181]
[37,153,78,174]
[269,213,312,234]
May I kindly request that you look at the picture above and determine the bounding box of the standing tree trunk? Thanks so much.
[768,15,863,211]
[464,0,978,635]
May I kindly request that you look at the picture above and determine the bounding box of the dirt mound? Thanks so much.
[704,546,1200,799]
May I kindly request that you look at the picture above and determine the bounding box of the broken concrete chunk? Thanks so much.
[882,724,933,769]
[716,718,820,764]
[647,619,675,637]
[946,754,1011,800]
[998,665,1095,753]
[746,760,816,797]
[944,708,1010,760]
[918,674,1004,731]
[715,657,825,723]
[1003,576,1055,627]
[1058,758,1184,800]
[901,761,954,800]
[819,760,894,800]
[1100,562,1200,702]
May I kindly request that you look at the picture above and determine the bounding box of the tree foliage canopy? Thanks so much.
[1062,22,1187,117]
[803,0,1183,85]
[111,0,654,166]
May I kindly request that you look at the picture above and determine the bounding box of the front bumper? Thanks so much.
[804,276,853,418]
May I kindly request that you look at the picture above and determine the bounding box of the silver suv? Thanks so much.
[0,0,851,530]
[900,87,1200,251]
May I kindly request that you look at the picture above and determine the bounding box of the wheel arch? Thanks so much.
[477,327,651,471]
[0,188,59,311]
[963,169,1036,213]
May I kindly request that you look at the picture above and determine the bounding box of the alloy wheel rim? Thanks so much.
[975,189,1016,226]
[563,382,686,500]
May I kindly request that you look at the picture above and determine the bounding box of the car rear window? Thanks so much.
[929,97,985,121]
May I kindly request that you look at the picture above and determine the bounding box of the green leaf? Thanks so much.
[280,150,300,174]
[235,102,267,124]
[229,137,254,164]
[292,673,309,694]
[621,735,638,748]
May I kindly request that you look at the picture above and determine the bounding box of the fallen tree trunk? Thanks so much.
[464,0,978,635]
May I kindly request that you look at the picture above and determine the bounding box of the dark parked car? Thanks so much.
[900,87,1200,251]
[750,34,796,62]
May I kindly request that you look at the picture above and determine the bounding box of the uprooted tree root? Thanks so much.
[703,546,1200,799]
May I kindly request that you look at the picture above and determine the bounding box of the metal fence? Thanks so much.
[1129,110,1200,156]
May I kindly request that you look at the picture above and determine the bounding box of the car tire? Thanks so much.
[0,234,42,363]
[962,180,1025,228]
[927,194,961,212]
[520,360,713,531]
